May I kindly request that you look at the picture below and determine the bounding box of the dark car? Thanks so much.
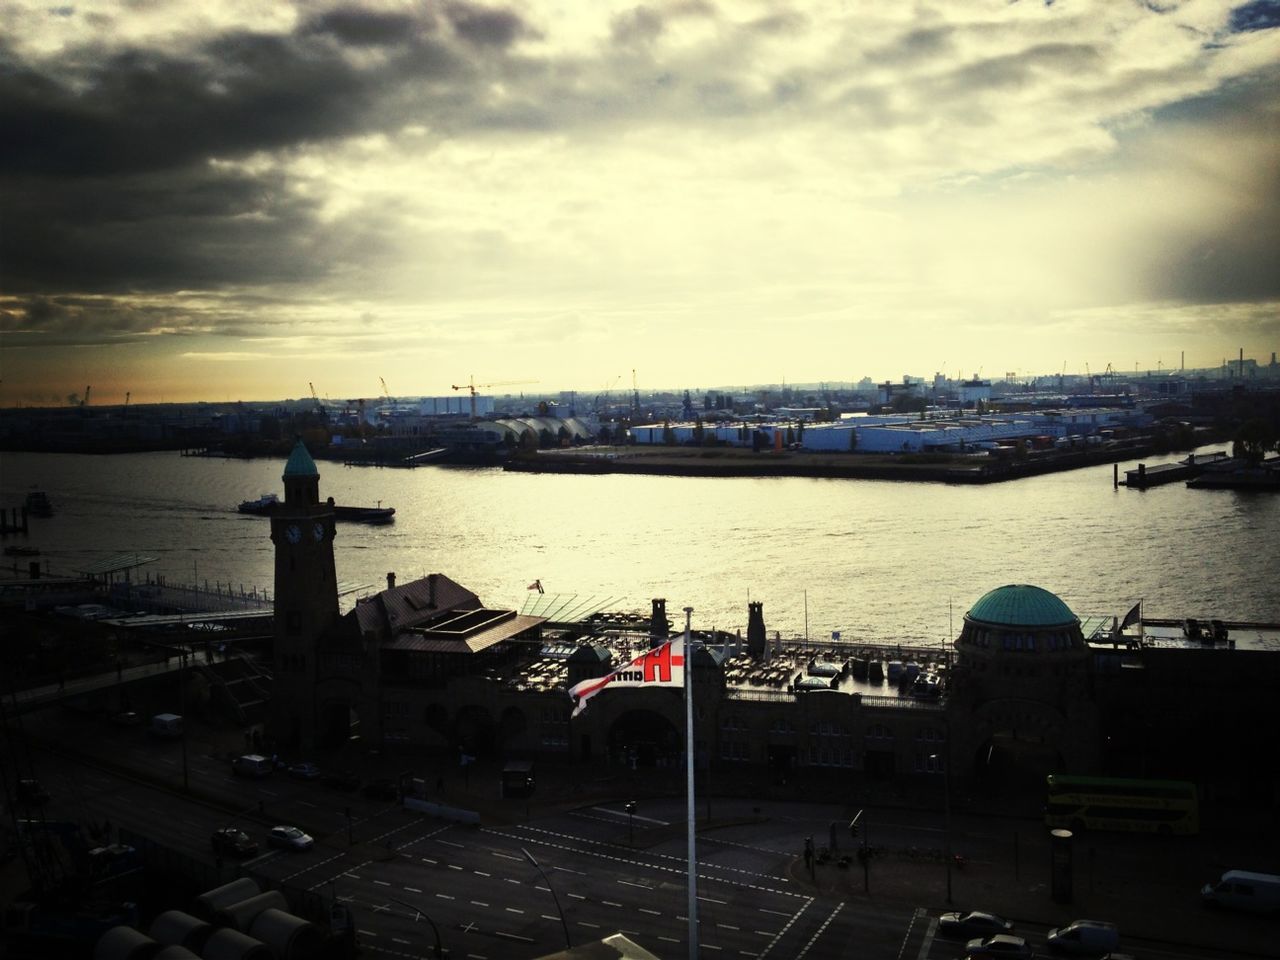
[362,778,398,801]
[210,827,259,858]
[321,770,361,791]
[964,934,1033,959]
[938,911,1013,938]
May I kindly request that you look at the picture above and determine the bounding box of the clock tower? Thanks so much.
[269,439,339,749]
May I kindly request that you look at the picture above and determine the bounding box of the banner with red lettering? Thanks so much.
[568,636,684,718]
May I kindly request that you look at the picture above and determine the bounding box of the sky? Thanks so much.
[2,0,1279,407]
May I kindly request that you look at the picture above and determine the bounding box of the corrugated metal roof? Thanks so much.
[387,613,545,654]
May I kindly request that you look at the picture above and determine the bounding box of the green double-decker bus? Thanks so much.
[1045,775,1199,835]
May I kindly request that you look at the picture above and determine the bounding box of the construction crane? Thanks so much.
[123,391,130,412]
[631,369,640,414]
[380,377,391,402]
[451,376,538,420]
[309,382,324,416]
[81,386,91,408]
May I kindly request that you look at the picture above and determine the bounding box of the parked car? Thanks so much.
[210,827,259,858]
[964,934,1033,959]
[1047,920,1120,955]
[938,911,1013,938]
[267,825,314,851]
[321,770,361,791]
[232,754,274,779]
[362,778,398,801]
[287,761,321,780]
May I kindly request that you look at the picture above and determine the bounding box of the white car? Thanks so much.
[268,825,313,851]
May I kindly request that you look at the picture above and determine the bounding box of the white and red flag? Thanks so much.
[569,636,685,718]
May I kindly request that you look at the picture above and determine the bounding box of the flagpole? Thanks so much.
[684,606,698,960]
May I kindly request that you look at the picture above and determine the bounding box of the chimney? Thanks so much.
[428,573,437,608]
[649,598,667,649]
[747,601,767,662]
[386,572,396,591]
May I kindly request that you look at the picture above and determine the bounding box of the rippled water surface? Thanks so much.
[3,448,1277,643]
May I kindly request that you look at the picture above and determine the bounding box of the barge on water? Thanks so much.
[1123,451,1229,489]
[237,493,395,524]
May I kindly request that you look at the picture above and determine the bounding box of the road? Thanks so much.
[5,716,1273,959]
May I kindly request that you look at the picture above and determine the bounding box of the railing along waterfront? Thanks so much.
[724,686,946,710]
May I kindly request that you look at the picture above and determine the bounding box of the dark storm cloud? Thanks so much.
[0,3,534,308]
[444,0,534,48]
[0,21,467,180]
[306,8,423,46]
[1230,0,1280,32]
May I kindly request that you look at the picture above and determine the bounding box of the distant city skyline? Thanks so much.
[2,1,1278,406]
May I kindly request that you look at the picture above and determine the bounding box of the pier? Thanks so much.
[1122,451,1229,488]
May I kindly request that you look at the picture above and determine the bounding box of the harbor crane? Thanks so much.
[451,376,538,420]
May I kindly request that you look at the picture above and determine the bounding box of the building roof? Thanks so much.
[386,613,546,654]
[352,573,480,638]
[282,440,319,478]
[967,584,1078,628]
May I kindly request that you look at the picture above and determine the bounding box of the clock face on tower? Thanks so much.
[285,524,302,544]
[312,522,325,542]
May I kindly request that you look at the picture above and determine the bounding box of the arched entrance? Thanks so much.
[608,710,680,769]
[968,697,1069,799]
[454,704,496,757]
[319,700,360,749]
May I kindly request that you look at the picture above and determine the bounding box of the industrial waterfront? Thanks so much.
[2,444,1277,643]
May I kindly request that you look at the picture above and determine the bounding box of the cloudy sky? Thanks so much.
[2,0,1278,406]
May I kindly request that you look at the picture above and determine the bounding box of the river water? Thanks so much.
[2,448,1276,643]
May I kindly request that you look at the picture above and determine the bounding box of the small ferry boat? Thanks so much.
[237,493,279,515]
[237,493,395,524]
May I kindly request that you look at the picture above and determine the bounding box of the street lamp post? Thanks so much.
[523,846,571,950]
[930,752,953,904]
[385,896,446,958]
[625,801,636,846]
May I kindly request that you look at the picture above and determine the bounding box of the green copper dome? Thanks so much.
[282,440,319,478]
[967,584,1077,627]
